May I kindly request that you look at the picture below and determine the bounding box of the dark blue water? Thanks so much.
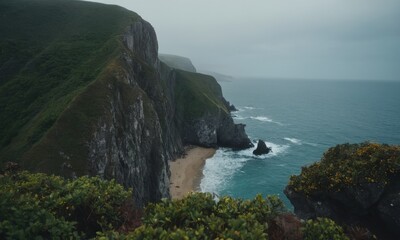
[200,79,400,208]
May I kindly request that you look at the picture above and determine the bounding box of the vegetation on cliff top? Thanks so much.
[1,166,353,239]
[288,142,400,194]
[0,0,138,162]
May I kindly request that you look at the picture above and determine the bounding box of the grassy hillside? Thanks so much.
[174,70,229,121]
[159,54,197,72]
[0,0,138,161]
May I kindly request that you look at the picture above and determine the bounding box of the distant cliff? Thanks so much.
[0,0,251,206]
[159,54,197,73]
[285,143,400,239]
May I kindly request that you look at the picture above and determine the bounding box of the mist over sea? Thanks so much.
[200,78,400,207]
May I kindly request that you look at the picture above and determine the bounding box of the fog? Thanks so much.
[87,0,400,81]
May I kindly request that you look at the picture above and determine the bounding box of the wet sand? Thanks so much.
[169,146,216,199]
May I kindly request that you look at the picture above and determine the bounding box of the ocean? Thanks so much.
[200,79,400,208]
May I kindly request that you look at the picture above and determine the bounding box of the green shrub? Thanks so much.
[0,191,80,239]
[0,170,134,239]
[1,170,352,239]
[289,143,400,194]
[126,192,286,239]
[303,218,349,240]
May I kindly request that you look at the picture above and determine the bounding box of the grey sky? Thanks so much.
[88,0,400,80]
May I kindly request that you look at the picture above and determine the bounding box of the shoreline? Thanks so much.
[169,146,216,199]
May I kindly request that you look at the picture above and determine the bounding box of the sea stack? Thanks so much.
[253,140,272,155]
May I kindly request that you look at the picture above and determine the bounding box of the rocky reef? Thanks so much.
[0,0,251,207]
[285,143,400,239]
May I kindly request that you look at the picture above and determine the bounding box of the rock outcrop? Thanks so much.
[0,0,251,207]
[253,140,271,155]
[173,70,252,150]
[183,114,253,150]
[285,143,400,239]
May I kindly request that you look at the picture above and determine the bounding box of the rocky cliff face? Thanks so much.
[0,0,251,206]
[285,143,400,239]
[85,20,193,205]
[87,20,252,205]
[14,16,250,207]
[182,113,253,149]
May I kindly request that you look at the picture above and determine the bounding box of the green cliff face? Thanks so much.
[0,0,138,161]
[0,0,251,205]
[159,54,197,72]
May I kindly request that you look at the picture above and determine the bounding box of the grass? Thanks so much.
[0,0,139,162]
[174,70,229,121]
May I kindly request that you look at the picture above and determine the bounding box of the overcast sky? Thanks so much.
[88,0,400,81]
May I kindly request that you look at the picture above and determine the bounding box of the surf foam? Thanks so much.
[284,137,302,145]
[200,140,289,194]
[250,116,283,125]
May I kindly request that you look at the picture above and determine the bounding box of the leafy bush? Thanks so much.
[303,218,349,240]
[0,191,80,239]
[125,192,286,239]
[288,143,400,194]
[0,170,134,239]
[1,169,353,239]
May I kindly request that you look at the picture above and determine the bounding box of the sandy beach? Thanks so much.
[169,146,216,199]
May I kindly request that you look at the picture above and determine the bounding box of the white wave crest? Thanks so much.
[284,137,302,145]
[200,141,289,194]
[232,114,246,120]
[218,141,289,161]
[250,116,283,125]
[236,106,259,112]
[284,137,318,146]
[200,149,249,194]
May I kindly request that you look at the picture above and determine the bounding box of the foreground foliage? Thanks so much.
[0,170,134,239]
[289,142,400,194]
[130,193,285,239]
[1,169,351,239]
[303,218,349,240]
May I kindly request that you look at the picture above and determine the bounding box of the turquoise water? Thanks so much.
[200,79,400,207]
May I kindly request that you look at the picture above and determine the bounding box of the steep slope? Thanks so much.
[0,0,138,160]
[174,70,252,149]
[0,0,251,206]
[159,54,197,72]
[285,143,400,239]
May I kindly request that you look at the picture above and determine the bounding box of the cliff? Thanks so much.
[159,54,197,72]
[285,143,400,239]
[0,0,251,206]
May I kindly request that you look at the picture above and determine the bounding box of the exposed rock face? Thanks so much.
[182,109,253,150]
[228,104,238,112]
[21,18,251,207]
[285,183,400,239]
[285,143,400,239]
[90,20,251,204]
[86,19,184,206]
[87,19,251,205]
[253,140,271,155]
